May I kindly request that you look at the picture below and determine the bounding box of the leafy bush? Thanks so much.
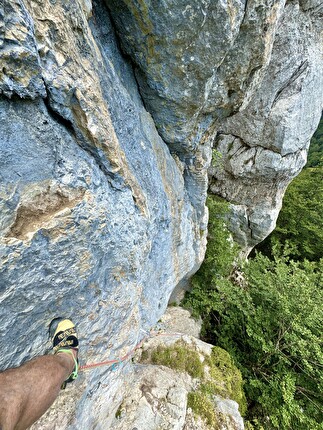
[306,115,323,168]
[184,196,323,429]
[184,195,239,338]
[256,167,323,261]
[221,252,323,429]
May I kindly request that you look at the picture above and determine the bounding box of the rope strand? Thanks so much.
[79,330,182,372]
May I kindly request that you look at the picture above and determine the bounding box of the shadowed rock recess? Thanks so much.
[0,0,322,428]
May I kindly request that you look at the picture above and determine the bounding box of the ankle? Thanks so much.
[55,351,75,374]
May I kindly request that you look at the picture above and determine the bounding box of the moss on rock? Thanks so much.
[187,391,222,429]
[140,339,247,427]
[143,340,204,379]
[207,347,247,415]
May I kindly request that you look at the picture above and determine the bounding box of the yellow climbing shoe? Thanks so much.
[49,318,79,387]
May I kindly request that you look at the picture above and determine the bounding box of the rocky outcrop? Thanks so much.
[31,307,245,430]
[111,341,244,430]
[107,0,323,252]
[0,0,322,428]
[209,0,323,251]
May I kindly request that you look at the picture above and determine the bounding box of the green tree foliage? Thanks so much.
[184,195,239,338]
[306,115,323,167]
[256,116,323,260]
[223,252,323,429]
[184,196,323,429]
[256,166,323,261]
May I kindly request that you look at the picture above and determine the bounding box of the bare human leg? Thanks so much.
[0,351,76,430]
[0,320,79,430]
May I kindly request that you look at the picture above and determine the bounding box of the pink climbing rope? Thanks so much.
[79,330,182,372]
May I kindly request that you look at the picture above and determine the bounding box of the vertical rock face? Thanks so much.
[210,0,323,251]
[1,1,207,427]
[0,0,322,427]
[107,0,323,251]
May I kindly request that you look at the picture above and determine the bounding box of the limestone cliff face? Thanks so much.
[107,0,323,252]
[0,0,322,428]
[1,1,207,427]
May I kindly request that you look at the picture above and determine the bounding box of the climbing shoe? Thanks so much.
[50,318,79,388]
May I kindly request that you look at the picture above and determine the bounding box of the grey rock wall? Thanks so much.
[107,0,323,252]
[0,0,322,428]
[210,0,323,251]
[1,1,207,427]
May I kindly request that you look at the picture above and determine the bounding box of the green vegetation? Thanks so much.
[187,391,220,428]
[211,149,223,168]
[148,341,204,379]
[306,115,323,167]
[184,196,239,338]
[256,166,323,261]
[115,404,123,419]
[206,347,247,415]
[184,189,323,429]
[140,340,246,426]
[150,122,323,428]
[256,116,323,261]
[231,253,321,429]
